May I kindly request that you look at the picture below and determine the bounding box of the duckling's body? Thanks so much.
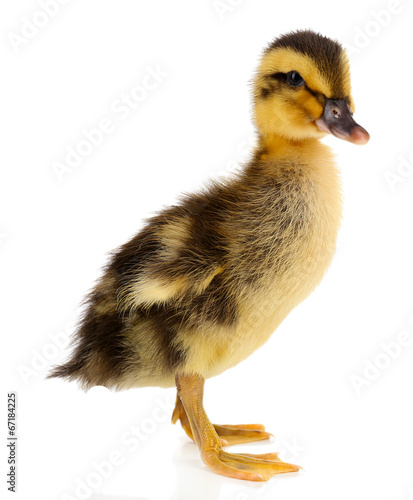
[50,30,368,481]
[52,139,341,390]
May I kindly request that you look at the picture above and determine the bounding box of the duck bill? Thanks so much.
[315,98,370,145]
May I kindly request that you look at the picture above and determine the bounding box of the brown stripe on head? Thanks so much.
[264,30,351,100]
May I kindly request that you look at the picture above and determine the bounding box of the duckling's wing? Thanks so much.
[110,207,226,312]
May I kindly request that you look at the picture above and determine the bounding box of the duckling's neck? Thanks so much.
[257,133,325,162]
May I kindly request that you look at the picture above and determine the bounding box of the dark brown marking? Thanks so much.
[266,30,347,99]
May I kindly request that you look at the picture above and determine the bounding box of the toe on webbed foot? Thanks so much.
[213,423,273,446]
[202,448,301,481]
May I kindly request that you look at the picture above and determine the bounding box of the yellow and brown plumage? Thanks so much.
[49,30,369,481]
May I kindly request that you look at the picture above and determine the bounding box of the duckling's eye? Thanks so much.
[287,71,305,87]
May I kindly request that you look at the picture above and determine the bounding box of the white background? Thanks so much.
[2,1,413,499]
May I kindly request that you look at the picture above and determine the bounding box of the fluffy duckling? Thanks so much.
[49,30,369,481]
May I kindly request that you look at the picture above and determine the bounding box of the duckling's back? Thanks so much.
[48,139,341,391]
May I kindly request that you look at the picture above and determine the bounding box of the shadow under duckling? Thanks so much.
[49,30,369,481]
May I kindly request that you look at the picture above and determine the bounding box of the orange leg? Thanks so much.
[173,373,301,481]
[172,394,273,446]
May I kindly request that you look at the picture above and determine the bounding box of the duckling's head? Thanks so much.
[253,30,369,145]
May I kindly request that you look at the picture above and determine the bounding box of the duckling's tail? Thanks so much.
[47,275,130,390]
[47,356,85,384]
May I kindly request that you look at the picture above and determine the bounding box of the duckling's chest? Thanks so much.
[237,160,342,281]
[220,159,343,370]
[263,170,342,290]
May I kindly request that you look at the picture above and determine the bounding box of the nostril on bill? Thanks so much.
[331,108,341,118]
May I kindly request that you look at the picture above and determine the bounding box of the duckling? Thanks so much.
[49,30,369,481]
